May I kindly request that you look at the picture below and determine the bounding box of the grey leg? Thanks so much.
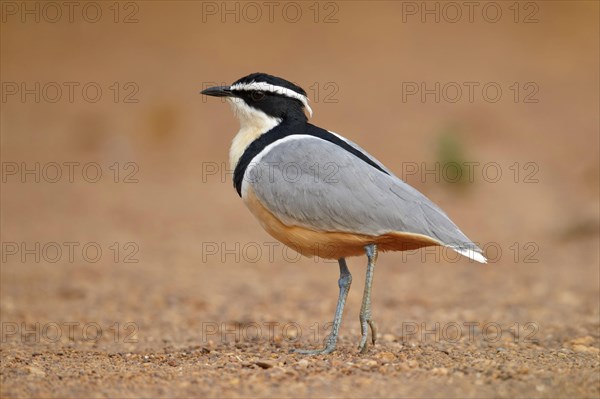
[358,244,378,353]
[295,258,352,355]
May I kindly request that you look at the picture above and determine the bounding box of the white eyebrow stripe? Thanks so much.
[230,81,313,118]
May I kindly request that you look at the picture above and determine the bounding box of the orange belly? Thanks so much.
[243,187,442,260]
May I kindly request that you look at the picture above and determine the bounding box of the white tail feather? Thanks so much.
[447,246,488,264]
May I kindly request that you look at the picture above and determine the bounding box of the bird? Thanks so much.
[201,72,486,355]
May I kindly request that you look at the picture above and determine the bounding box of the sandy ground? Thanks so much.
[1,1,599,398]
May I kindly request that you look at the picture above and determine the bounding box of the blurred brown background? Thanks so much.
[1,1,599,398]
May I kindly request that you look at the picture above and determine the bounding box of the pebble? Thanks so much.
[26,366,46,377]
[297,359,309,369]
[376,351,396,363]
[572,345,599,354]
[362,359,378,367]
[407,360,419,369]
[570,336,594,345]
[255,360,275,369]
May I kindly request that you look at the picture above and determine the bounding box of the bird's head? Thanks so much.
[201,73,312,124]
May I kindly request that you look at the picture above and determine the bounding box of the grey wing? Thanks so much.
[326,130,397,177]
[246,136,484,258]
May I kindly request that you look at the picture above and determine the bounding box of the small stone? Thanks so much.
[26,366,45,377]
[297,359,309,369]
[432,367,449,376]
[407,360,418,368]
[571,336,594,346]
[362,359,378,367]
[376,351,396,363]
[572,345,599,354]
[396,363,411,372]
[255,360,275,369]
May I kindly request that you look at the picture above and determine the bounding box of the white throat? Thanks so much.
[228,98,282,169]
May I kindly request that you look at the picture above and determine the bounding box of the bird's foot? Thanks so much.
[293,338,336,355]
[357,317,377,354]
[293,346,335,356]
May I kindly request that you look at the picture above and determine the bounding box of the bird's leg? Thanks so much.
[358,244,378,354]
[295,258,352,355]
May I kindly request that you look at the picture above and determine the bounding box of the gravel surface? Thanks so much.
[1,2,599,398]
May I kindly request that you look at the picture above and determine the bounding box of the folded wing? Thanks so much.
[245,135,486,263]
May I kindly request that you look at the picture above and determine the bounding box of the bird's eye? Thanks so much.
[251,91,265,101]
